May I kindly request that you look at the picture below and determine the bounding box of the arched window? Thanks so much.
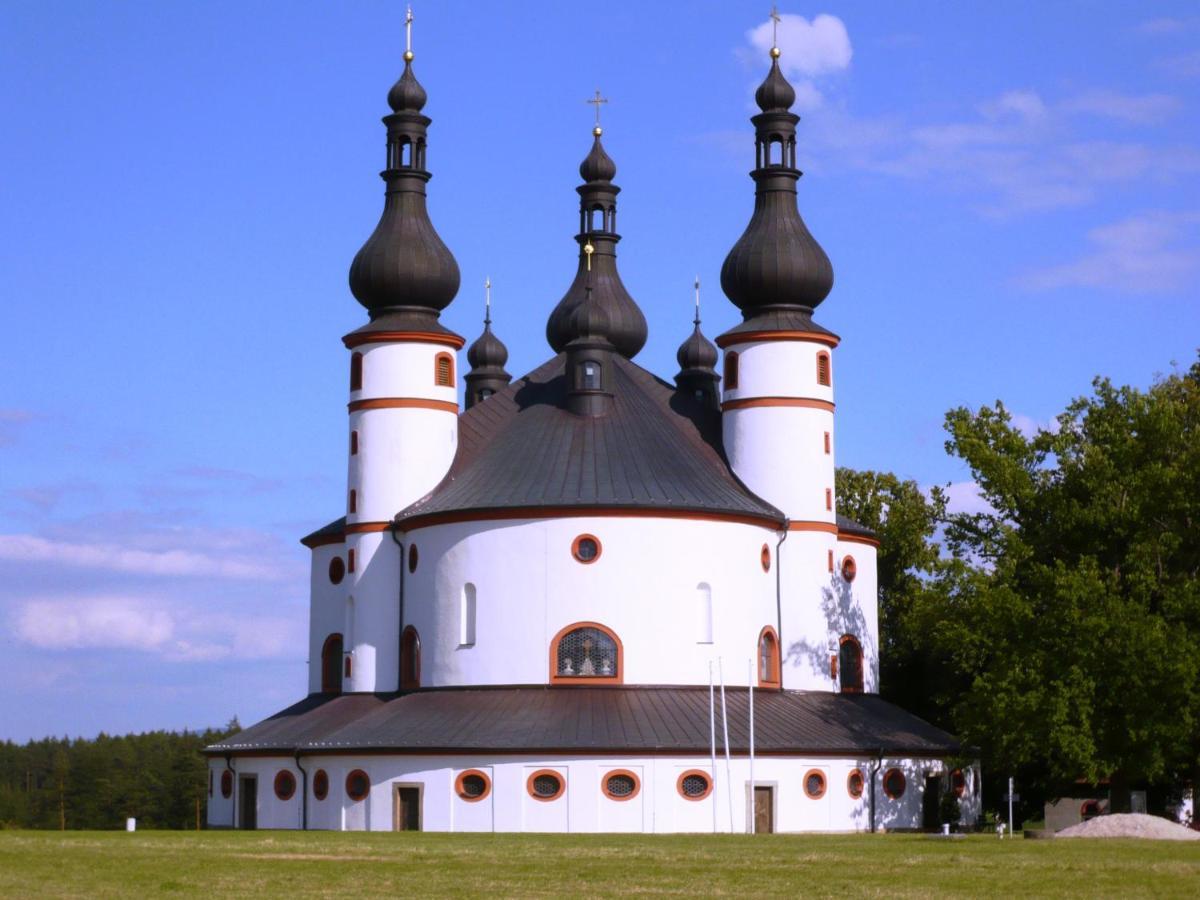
[350,430,358,455]
[816,352,831,387]
[321,633,343,694]
[348,489,356,514]
[435,353,454,387]
[460,583,477,647]
[724,351,739,389]
[697,582,713,644]
[839,635,864,693]
[400,625,421,689]
[757,626,781,687]
[550,622,622,684]
[350,352,363,392]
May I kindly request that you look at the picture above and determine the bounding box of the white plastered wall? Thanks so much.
[308,542,348,694]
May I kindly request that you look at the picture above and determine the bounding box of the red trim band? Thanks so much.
[721,397,835,412]
[716,330,840,349]
[343,331,466,350]
[349,398,459,414]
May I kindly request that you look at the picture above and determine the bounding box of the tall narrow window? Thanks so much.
[350,431,358,455]
[400,626,421,689]
[350,352,363,391]
[839,635,864,693]
[816,352,831,387]
[348,490,357,513]
[321,633,343,694]
[697,583,713,644]
[580,361,601,390]
[824,432,831,454]
[551,622,622,684]
[347,548,356,573]
[827,549,834,572]
[724,351,739,389]
[435,353,454,387]
[460,583,477,647]
[825,488,832,511]
[757,626,781,687]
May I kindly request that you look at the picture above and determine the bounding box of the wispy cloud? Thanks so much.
[0,532,294,581]
[0,409,39,448]
[1061,90,1182,125]
[1018,210,1200,293]
[739,12,852,111]
[1155,50,1200,79]
[1137,17,1195,36]
[941,481,995,517]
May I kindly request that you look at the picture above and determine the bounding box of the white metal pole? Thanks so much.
[709,661,717,835]
[1008,776,1014,838]
[719,657,733,833]
[748,658,756,835]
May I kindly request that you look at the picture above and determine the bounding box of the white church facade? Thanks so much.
[205,27,981,834]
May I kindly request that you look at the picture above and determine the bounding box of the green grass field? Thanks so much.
[0,830,1196,898]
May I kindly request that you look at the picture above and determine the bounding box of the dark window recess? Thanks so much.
[312,769,329,801]
[839,636,864,693]
[680,773,710,799]
[459,774,487,799]
[532,773,562,798]
[345,769,370,801]
[580,362,601,390]
[606,773,636,798]
[328,556,345,585]
[408,543,419,573]
[274,770,296,802]
[350,353,363,391]
[556,626,617,679]
[847,770,864,799]
[220,770,233,799]
[884,768,906,799]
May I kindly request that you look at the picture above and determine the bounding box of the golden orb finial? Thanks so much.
[593,125,603,137]
[770,46,781,59]
[584,241,595,271]
[404,49,414,62]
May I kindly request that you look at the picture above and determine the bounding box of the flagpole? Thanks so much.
[709,660,717,834]
[748,658,756,835]
[719,657,733,833]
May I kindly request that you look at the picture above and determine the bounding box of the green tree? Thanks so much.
[935,357,1200,810]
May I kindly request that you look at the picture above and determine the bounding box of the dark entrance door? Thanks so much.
[922,774,941,831]
[753,786,774,834]
[395,786,421,831]
[238,775,257,830]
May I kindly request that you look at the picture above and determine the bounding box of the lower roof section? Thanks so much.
[205,686,960,758]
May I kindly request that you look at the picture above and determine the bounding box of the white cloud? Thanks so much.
[15,596,174,651]
[1137,17,1193,36]
[0,533,292,581]
[1155,50,1200,79]
[1010,414,1061,439]
[1062,90,1181,125]
[740,13,852,112]
[941,481,995,517]
[1019,210,1200,293]
[982,90,1048,123]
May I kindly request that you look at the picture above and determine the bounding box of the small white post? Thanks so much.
[125,818,136,832]
[1008,776,1014,838]
[748,658,755,835]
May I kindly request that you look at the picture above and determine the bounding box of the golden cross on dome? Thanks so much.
[404,5,414,61]
[586,89,609,136]
[770,4,781,57]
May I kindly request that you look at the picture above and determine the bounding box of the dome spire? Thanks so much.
[675,277,720,406]
[465,276,512,409]
[719,23,834,329]
[545,97,648,360]
[348,6,460,326]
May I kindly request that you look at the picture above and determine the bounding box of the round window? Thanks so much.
[408,543,419,573]
[883,767,906,800]
[803,769,827,799]
[455,770,491,802]
[677,770,713,801]
[274,770,296,802]
[312,769,329,801]
[220,770,233,799]
[842,556,857,582]
[527,770,564,801]
[603,770,640,801]
[571,534,601,564]
[761,544,771,572]
[328,556,345,585]
[951,768,966,798]
[847,769,865,799]
[345,768,370,802]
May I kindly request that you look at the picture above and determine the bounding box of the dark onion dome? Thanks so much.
[464,312,511,410]
[674,300,720,407]
[545,129,648,359]
[348,58,461,320]
[719,51,834,325]
[676,322,718,372]
[467,321,508,370]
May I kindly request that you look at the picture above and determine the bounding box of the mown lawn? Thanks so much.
[0,830,1196,898]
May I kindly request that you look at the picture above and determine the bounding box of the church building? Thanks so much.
[205,21,980,834]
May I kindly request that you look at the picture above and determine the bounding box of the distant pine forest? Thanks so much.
[0,722,239,830]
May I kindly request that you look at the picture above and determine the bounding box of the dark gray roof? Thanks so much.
[717,307,839,346]
[835,513,877,540]
[206,686,960,757]
[300,516,346,548]
[396,354,784,527]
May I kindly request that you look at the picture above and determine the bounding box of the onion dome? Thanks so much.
[545,124,648,360]
[563,282,616,417]
[464,287,511,410]
[719,49,834,328]
[674,282,720,407]
[348,56,461,324]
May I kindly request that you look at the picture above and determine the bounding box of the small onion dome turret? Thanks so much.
[545,128,648,360]
[674,312,720,408]
[563,282,616,418]
[348,57,461,323]
[464,316,511,410]
[719,50,834,324]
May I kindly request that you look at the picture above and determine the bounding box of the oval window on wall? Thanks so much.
[312,769,329,801]
[760,544,771,572]
[803,769,827,799]
[328,556,345,585]
[571,534,602,564]
[847,768,865,799]
[602,770,640,801]
[408,543,419,573]
[883,767,906,800]
[455,769,491,802]
[526,769,564,801]
[677,770,713,801]
[345,769,370,802]
[274,770,296,802]
[841,556,857,582]
[220,770,233,799]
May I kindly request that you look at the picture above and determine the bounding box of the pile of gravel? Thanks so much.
[1056,813,1200,841]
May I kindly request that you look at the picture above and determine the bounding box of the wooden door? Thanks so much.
[753,786,773,834]
[238,775,257,830]
[395,786,421,831]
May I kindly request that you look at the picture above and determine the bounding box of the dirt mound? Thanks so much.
[1056,813,1199,841]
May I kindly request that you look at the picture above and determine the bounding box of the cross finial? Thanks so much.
[587,89,609,137]
[693,276,701,325]
[769,5,782,58]
[484,276,492,325]
[404,5,414,61]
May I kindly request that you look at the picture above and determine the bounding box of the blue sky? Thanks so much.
[1,1,1197,741]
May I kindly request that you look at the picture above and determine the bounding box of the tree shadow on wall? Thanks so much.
[784,573,879,691]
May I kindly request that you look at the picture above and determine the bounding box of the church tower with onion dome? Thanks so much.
[337,18,463,693]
